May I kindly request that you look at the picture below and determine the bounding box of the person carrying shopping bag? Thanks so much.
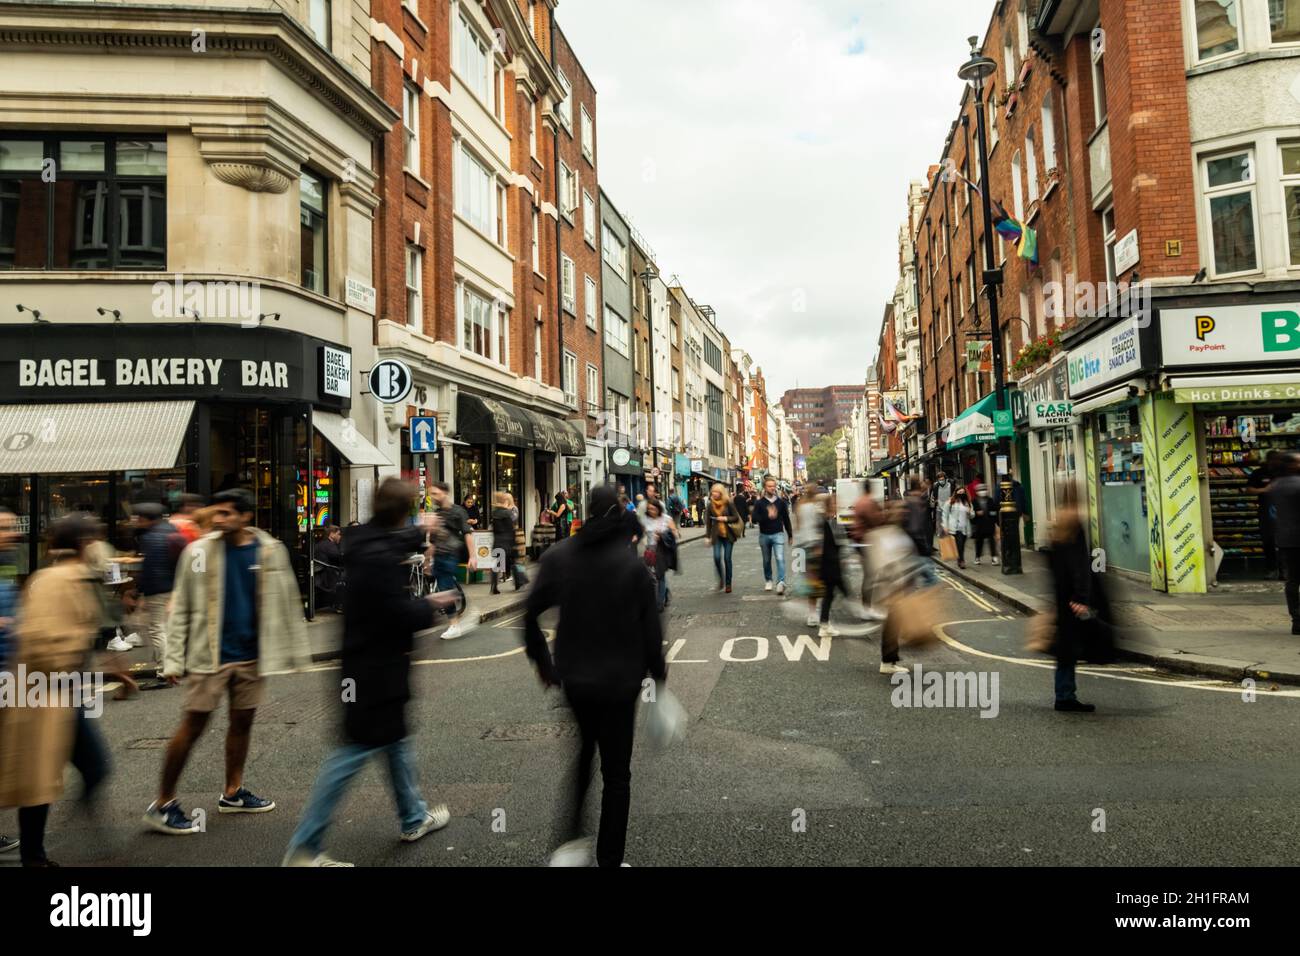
[705,484,744,593]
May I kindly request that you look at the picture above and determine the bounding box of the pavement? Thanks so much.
[8,528,1300,867]
[938,543,1300,685]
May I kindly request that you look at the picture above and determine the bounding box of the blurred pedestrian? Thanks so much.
[1047,484,1112,712]
[282,480,457,867]
[946,488,973,569]
[754,476,794,595]
[1272,452,1300,633]
[429,482,477,640]
[1248,450,1285,579]
[930,471,953,540]
[868,501,923,675]
[642,498,678,610]
[0,514,111,866]
[143,488,309,834]
[705,483,743,593]
[315,525,344,612]
[170,494,205,545]
[489,491,514,596]
[808,493,847,638]
[0,508,18,855]
[972,483,998,565]
[462,494,480,530]
[848,482,887,621]
[551,492,571,539]
[523,485,668,867]
[904,478,940,587]
[134,502,186,666]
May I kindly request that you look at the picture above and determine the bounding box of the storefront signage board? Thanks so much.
[1066,316,1142,397]
[1174,382,1300,403]
[1028,401,1076,429]
[1144,393,1206,594]
[1161,304,1300,366]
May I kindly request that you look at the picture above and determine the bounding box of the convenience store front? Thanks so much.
[1159,299,1300,583]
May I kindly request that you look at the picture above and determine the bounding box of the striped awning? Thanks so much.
[313,410,392,467]
[0,401,194,474]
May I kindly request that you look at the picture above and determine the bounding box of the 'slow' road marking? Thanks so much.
[935,620,1300,697]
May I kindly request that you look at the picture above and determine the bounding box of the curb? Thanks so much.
[939,560,1300,687]
[308,595,528,664]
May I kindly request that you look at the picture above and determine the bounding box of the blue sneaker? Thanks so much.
[218,787,276,814]
[143,800,199,835]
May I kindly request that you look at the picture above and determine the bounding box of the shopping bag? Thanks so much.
[883,587,941,648]
[642,684,688,752]
[938,535,958,562]
[1025,611,1056,654]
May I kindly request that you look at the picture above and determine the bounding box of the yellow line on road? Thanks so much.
[939,574,998,613]
[933,621,1300,697]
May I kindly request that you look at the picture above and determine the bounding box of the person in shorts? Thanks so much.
[143,489,309,835]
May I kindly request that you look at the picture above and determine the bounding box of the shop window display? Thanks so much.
[1204,411,1300,577]
[1097,402,1147,574]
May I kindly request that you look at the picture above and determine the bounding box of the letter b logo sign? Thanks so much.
[368,359,412,404]
[1262,311,1300,353]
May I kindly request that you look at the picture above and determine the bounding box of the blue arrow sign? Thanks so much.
[409,416,437,453]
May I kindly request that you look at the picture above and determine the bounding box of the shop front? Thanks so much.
[0,323,389,614]
[1013,358,1076,548]
[1158,297,1300,583]
[607,446,646,498]
[454,393,585,544]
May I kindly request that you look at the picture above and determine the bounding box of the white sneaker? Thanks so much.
[805,613,819,628]
[777,582,786,595]
[548,837,594,867]
[818,624,839,638]
[124,631,145,647]
[764,581,773,591]
[973,558,981,565]
[880,662,908,675]
[106,636,132,653]
[401,804,451,843]
[282,848,353,867]
[858,605,888,621]
[992,557,1000,565]
[441,616,479,641]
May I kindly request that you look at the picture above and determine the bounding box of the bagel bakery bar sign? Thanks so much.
[0,324,350,407]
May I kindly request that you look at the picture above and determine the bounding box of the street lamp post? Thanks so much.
[638,264,659,473]
[958,36,1022,574]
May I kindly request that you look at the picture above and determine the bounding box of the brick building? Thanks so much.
[780,385,862,454]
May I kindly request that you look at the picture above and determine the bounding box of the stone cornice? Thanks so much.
[0,3,399,134]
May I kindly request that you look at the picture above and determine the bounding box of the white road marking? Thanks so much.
[934,620,1300,697]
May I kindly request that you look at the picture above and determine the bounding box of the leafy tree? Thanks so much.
[805,429,843,486]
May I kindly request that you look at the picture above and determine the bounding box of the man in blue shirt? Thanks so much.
[753,477,794,594]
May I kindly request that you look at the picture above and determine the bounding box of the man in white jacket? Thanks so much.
[143,488,309,836]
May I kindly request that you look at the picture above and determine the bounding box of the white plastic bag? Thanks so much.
[642,684,688,752]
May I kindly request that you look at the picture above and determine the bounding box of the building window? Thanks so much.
[1091,24,1108,125]
[310,0,330,47]
[529,100,538,158]
[496,182,507,245]
[581,106,594,164]
[1283,143,1300,266]
[987,89,999,149]
[602,224,627,279]
[605,306,629,356]
[1272,0,1300,43]
[582,189,595,244]
[300,170,327,294]
[1041,94,1058,172]
[586,364,600,416]
[1011,150,1024,220]
[533,318,541,379]
[562,254,576,313]
[562,350,577,407]
[406,245,422,328]
[455,141,494,236]
[403,83,420,173]
[584,274,597,328]
[559,162,573,221]
[1195,0,1241,60]
[1017,0,1029,58]
[1202,150,1258,276]
[0,135,167,271]
[1004,35,1017,86]
[461,284,493,360]
[556,69,572,131]
[1101,204,1118,291]
[1026,127,1039,204]
[455,12,493,108]
[532,207,541,273]
[704,336,723,373]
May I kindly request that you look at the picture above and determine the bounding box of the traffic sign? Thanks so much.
[368,359,413,404]
[409,416,437,453]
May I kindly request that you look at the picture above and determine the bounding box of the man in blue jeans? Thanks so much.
[753,477,793,594]
[428,481,477,640]
[283,479,458,867]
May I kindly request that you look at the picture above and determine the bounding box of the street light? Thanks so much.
[638,264,659,459]
[958,36,1021,575]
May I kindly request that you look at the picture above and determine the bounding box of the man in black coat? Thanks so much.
[283,479,457,867]
[524,485,668,867]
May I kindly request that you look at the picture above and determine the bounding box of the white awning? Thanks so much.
[313,410,392,467]
[1072,381,1143,415]
[0,401,193,475]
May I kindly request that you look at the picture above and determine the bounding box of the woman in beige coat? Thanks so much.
[0,514,111,866]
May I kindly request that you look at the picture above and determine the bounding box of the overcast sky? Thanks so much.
[558,0,980,399]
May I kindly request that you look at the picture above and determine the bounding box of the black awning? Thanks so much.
[456,394,535,448]
[531,415,586,456]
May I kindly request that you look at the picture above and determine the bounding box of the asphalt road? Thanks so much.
[7,531,1300,867]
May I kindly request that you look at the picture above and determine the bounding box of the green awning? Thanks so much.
[945,394,998,450]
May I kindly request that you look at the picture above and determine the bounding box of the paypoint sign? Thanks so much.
[1161,305,1300,365]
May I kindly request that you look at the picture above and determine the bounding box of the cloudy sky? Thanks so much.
[558,0,979,398]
